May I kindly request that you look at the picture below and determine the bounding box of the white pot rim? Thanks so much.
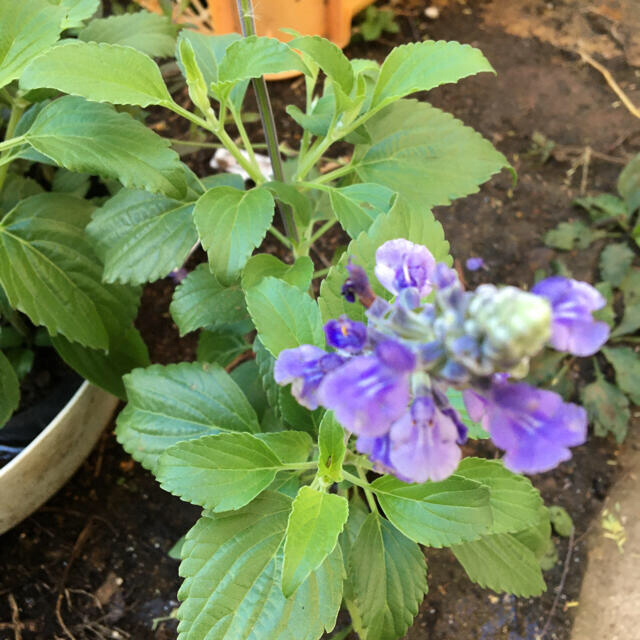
[0,381,119,534]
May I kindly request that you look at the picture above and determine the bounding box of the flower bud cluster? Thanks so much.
[275,239,609,483]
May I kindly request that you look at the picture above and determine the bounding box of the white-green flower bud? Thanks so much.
[468,285,551,370]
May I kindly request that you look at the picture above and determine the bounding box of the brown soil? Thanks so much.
[1,0,639,638]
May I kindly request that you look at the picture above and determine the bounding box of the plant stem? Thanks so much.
[230,104,260,168]
[282,461,320,471]
[235,0,298,243]
[314,161,356,184]
[312,267,330,279]
[343,468,378,513]
[268,225,292,248]
[167,100,265,183]
[309,218,338,244]
[168,137,269,150]
[0,100,26,190]
[298,75,316,159]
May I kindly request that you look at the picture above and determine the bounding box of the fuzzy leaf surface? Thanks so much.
[21,41,172,107]
[282,487,348,597]
[157,431,312,512]
[170,264,248,335]
[87,189,196,284]
[78,11,178,57]
[177,492,343,640]
[371,474,492,547]
[194,186,274,285]
[246,277,325,356]
[24,97,186,198]
[353,101,510,209]
[372,40,494,109]
[348,513,427,640]
[116,362,260,472]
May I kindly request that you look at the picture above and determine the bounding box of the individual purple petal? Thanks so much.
[432,262,459,290]
[324,316,367,353]
[356,433,394,473]
[387,396,462,483]
[531,276,609,356]
[470,381,587,474]
[374,239,436,298]
[317,340,415,437]
[274,346,344,410]
[342,261,376,307]
[466,257,485,271]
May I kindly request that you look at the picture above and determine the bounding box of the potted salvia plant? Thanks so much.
[0,0,182,533]
[17,0,611,637]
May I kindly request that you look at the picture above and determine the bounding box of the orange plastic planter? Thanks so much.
[212,0,375,49]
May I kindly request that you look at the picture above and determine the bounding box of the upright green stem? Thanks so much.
[235,0,298,244]
[0,100,26,191]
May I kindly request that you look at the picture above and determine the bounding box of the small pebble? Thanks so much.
[424,6,440,19]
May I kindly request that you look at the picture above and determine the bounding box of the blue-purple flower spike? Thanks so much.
[324,316,367,353]
[532,276,609,356]
[318,340,415,437]
[274,346,344,410]
[464,381,587,474]
[375,238,436,298]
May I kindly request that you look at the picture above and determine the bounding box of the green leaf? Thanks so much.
[0,194,107,349]
[573,193,629,223]
[246,277,325,356]
[282,487,348,596]
[263,180,313,228]
[581,376,630,443]
[230,360,269,420]
[52,169,91,198]
[445,388,489,439]
[52,326,149,399]
[318,412,346,482]
[218,35,309,84]
[348,513,427,640]
[328,184,395,238]
[600,242,634,287]
[612,268,640,337]
[87,189,196,285]
[21,41,172,107]
[288,36,353,92]
[78,11,178,57]
[544,220,603,250]
[177,492,343,640]
[452,532,546,596]
[170,264,248,335]
[372,40,494,109]
[286,98,333,137]
[549,505,574,537]
[116,361,260,472]
[371,474,492,547]
[157,431,311,512]
[319,198,450,323]
[175,30,247,109]
[454,458,543,534]
[197,330,248,366]
[24,97,186,199]
[618,153,640,214]
[354,100,509,209]
[194,186,275,285]
[602,346,640,405]
[0,350,20,428]
[279,386,325,435]
[241,254,313,292]
[0,1,64,90]
[58,0,99,29]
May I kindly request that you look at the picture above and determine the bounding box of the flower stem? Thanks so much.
[0,99,26,191]
[343,468,379,513]
[235,0,298,244]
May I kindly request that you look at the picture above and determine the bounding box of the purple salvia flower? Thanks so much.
[274,346,344,410]
[375,239,436,298]
[464,381,587,474]
[324,316,367,353]
[531,276,609,356]
[388,396,463,482]
[355,433,394,475]
[465,257,485,271]
[342,261,376,308]
[318,340,415,437]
